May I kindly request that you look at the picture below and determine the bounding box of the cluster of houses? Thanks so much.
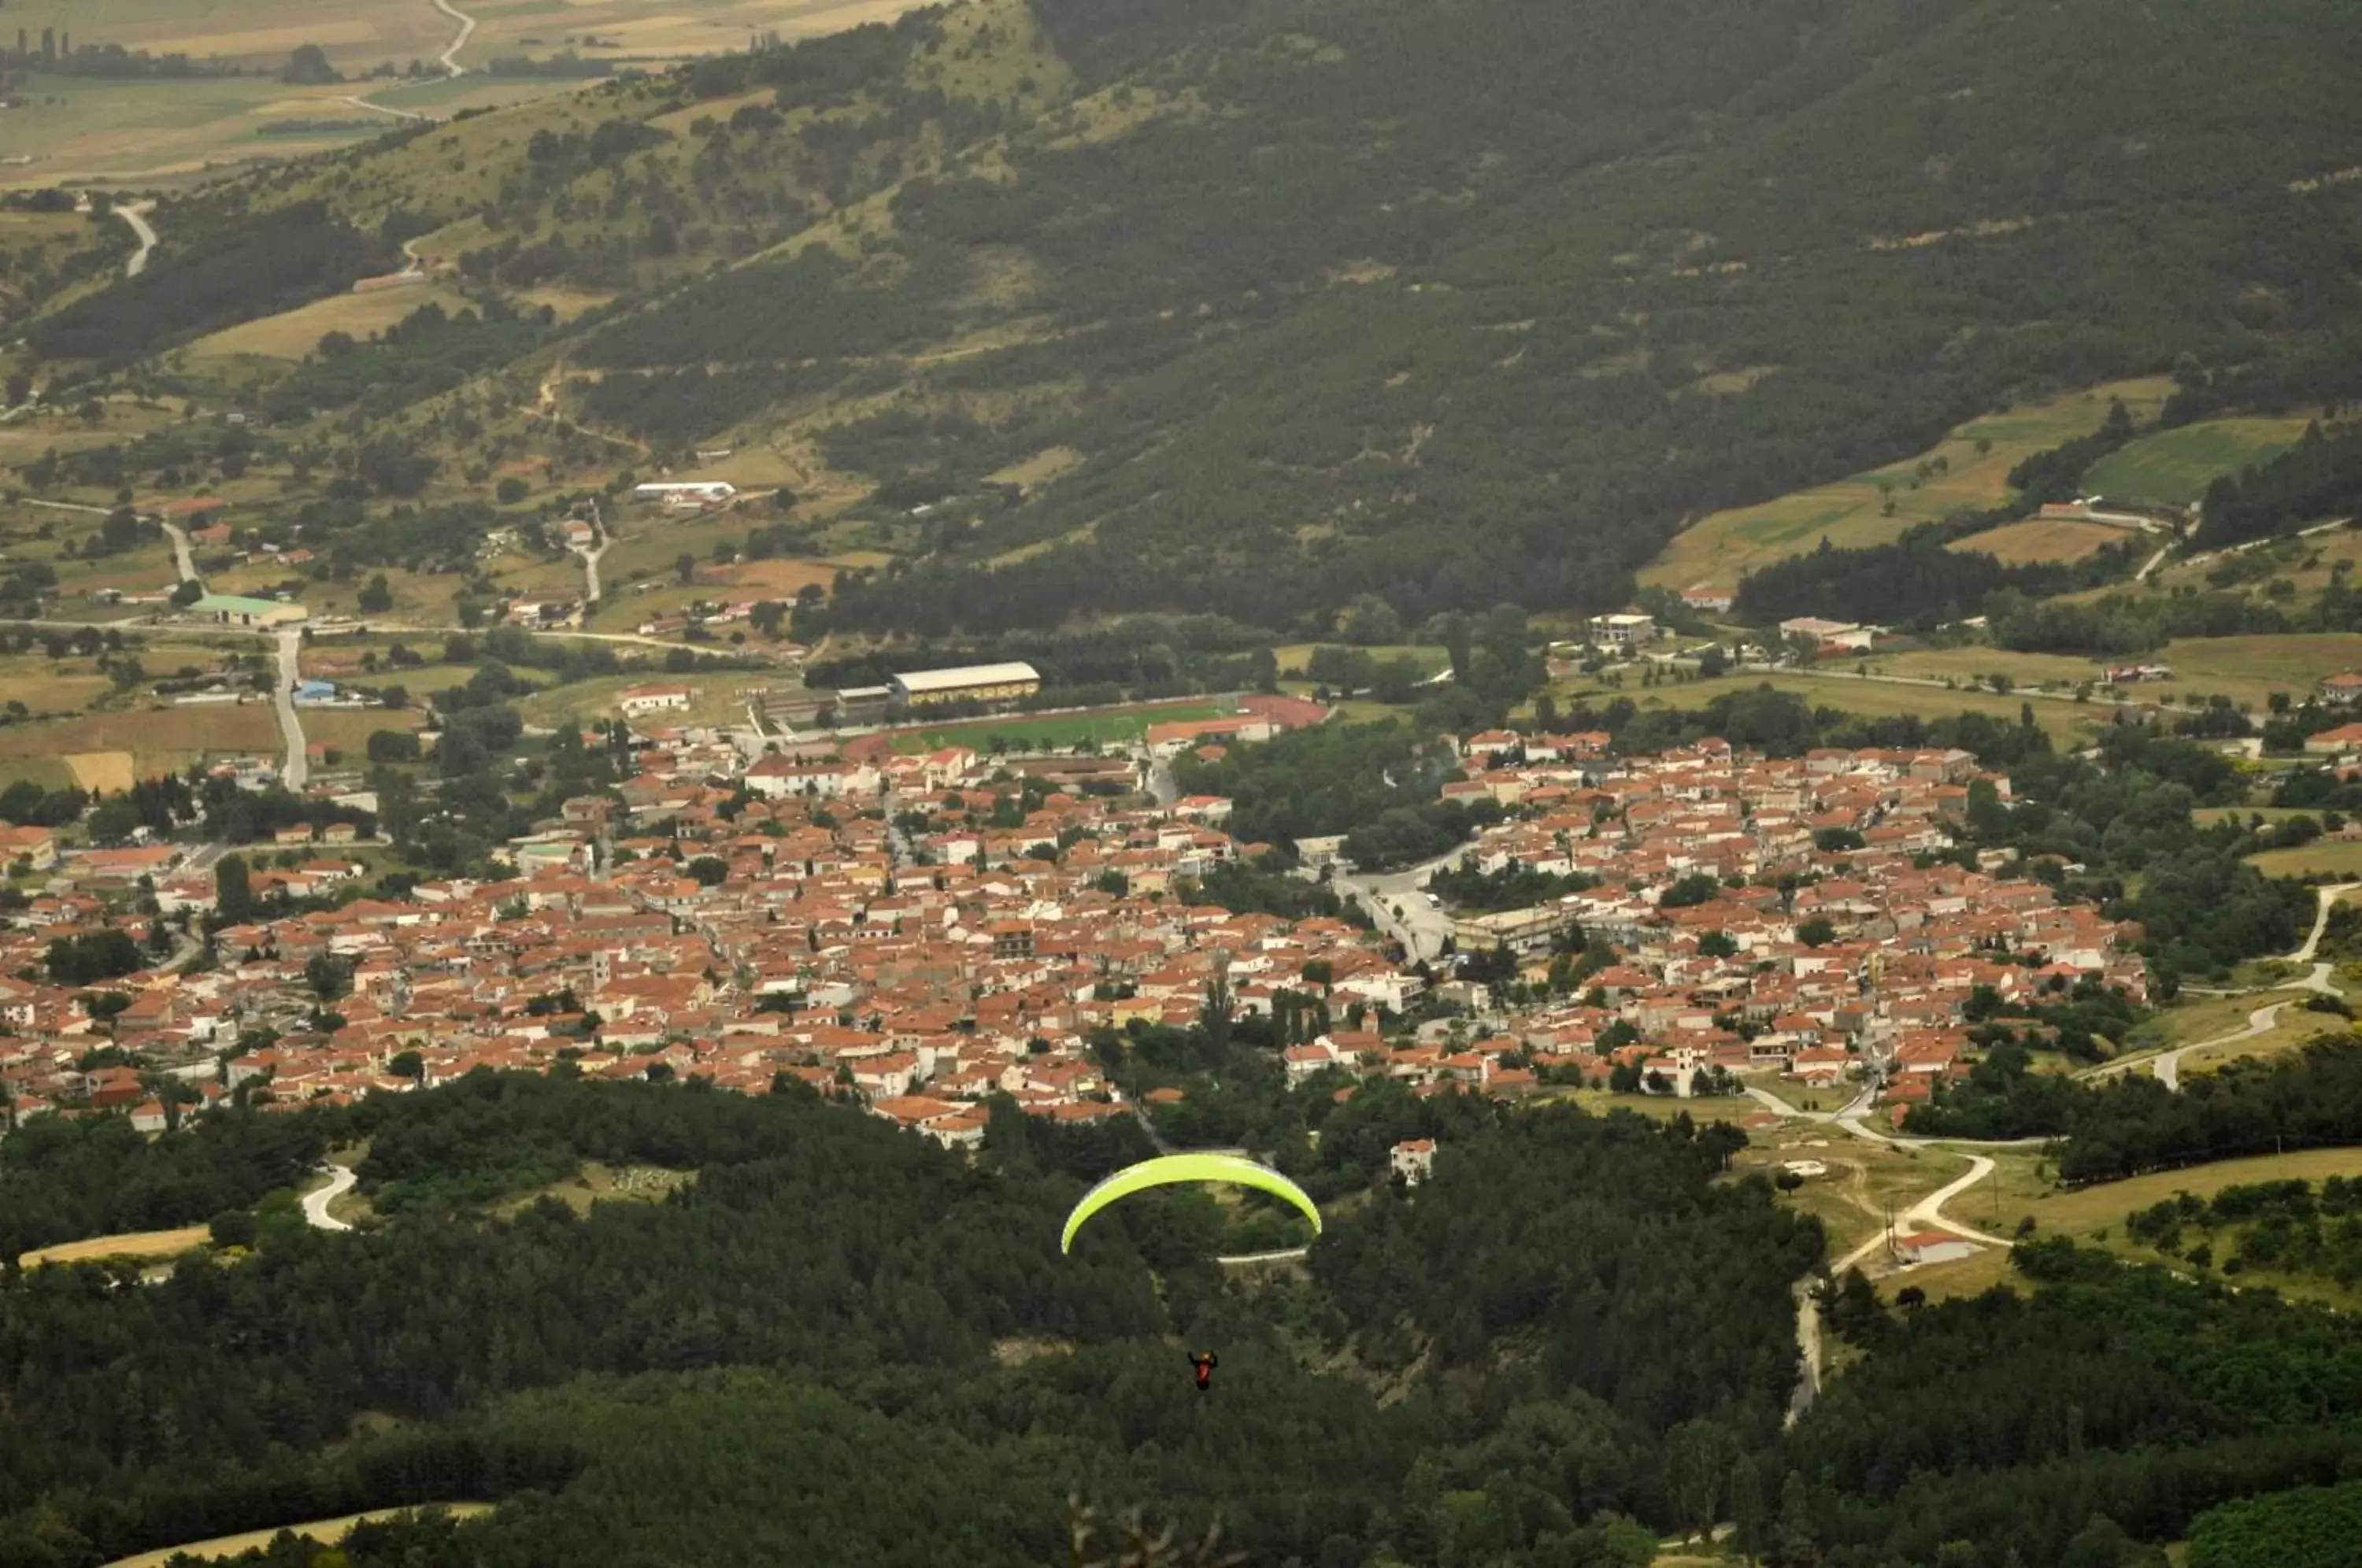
[0,716,2152,1150]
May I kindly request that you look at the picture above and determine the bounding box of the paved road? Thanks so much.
[114,201,157,277]
[1331,846,1468,963]
[302,1164,356,1232]
[434,0,477,74]
[160,520,199,587]
[274,627,309,790]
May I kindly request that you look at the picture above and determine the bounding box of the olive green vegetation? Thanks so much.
[14,0,2362,647]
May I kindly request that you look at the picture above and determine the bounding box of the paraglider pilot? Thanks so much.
[1189,1350,1218,1392]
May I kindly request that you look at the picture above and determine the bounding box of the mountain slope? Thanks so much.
[22,0,2362,639]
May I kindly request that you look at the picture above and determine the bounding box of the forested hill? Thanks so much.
[25,0,2362,639]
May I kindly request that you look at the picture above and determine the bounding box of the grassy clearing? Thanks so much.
[1946,518,2135,564]
[1865,645,2108,690]
[300,707,426,759]
[1622,671,2103,745]
[1901,1147,2362,1308]
[2083,417,2316,505]
[516,671,778,728]
[2247,841,2362,878]
[185,284,470,363]
[102,1505,495,1568]
[883,699,1227,754]
[2144,634,2362,712]
[1641,377,2173,593]
[1272,642,1448,677]
[1543,1088,1758,1126]
[494,1160,694,1219]
[1732,1128,1962,1263]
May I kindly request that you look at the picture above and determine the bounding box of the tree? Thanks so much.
[496,477,530,505]
[280,43,340,84]
[216,854,255,923]
[388,1049,424,1082]
[170,579,203,608]
[1795,916,1836,948]
[305,951,353,1003]
[687,856,728,886]
[1664,1419,1734,1541]
[208,1209,258,1250]
[1777,1470,1817,1568]
[357,574,394,614]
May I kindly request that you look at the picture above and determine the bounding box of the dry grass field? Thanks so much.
[18,1225,209,1271]
[1641,377,2173,594]
[2247,840,2362,879]
[1946,518,2135,564]
[103,1505,494,1568]
[0,703,280,782]
[184,283,471,363]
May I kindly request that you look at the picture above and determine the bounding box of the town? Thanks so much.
[0,687,2129,1164]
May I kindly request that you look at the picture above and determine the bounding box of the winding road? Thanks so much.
[302,1164,356,1232]
[2086,882,2357,1090]
[433,0,477,76]
[114,201,157,277]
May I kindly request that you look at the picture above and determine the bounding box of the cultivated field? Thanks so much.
[184,283,470,363]
[1642,377,2173,594]
[2083,416,2316,505]
[0,72,392,187]
[14,0,457,72]
[459,0,941,68]
[1946,518,2134,564]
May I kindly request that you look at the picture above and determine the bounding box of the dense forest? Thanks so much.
[10,1071,2362,1566]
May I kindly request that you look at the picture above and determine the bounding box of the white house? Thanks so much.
[1391,1138,1437,1185]
[618,685,694,716]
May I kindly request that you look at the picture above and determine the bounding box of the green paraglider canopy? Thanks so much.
[1060,1152,1322,1254]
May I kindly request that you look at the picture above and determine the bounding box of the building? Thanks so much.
[1451,903,1583,956]
[632,481,736,510]
[2319,671,2362,703]
[1589,612,1656,647]
[619,685,694,717]
[2304,723,2362,756]
[890,662,1042,710]
[1391,1138,1436,1185]
[189,593,306,628]
[1779,616,1875,653]
[1681,586,1734,614]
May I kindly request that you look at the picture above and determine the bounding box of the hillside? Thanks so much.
[9,0,2362,643]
